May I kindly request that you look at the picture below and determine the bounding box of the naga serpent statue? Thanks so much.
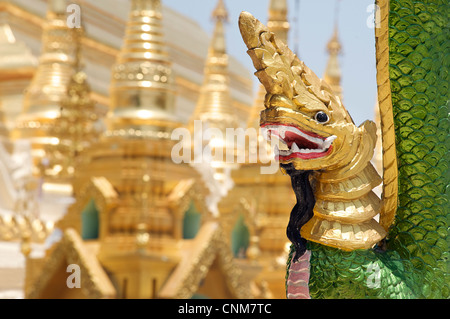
[239,0,448,299]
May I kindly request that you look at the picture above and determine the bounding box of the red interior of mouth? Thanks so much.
[264,123,333,160]
[284,131,319,150]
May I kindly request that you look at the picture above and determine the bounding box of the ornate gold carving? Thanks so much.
[239,12,387,251]
[0,214,53,243]
[375,0,398,232]
[247,0,290,130]
[27,228,116,299]
[241,15,335,115]
[158,222,252,299]
[58,176,118,237]
[301,217,385,251]
[168,179,209,217]
[44,26,105,180]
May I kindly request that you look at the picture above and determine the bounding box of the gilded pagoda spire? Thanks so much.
[267,0,289,44]
[247,0,290,129]
[189,0,238,130]
[323,25,343,101]
[74,0,196,257]
[15,0,77,170]
[108,0,178,136]
[188,0,240,217]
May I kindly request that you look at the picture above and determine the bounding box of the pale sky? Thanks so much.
[164,0,379,126]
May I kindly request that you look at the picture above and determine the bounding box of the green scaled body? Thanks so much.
[307,242,419,298]
[287,0,449,299]
[387,0,449,298]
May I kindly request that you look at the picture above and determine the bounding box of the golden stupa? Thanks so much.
[13,0,77,172]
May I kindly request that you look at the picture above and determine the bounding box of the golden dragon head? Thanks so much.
[239,12,377,172]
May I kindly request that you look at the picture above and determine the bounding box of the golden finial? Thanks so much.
[189,0,238,130]
[323,25,343,101]
[209,0,228,56]
[108,0,179,136]
[327,26,342,55]
[212,0,229,22]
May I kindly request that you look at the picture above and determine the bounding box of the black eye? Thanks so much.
[315,111,329,123]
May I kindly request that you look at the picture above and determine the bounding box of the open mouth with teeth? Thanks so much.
[261,123,337,160]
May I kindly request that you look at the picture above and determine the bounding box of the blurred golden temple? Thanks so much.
[0,0,351,299]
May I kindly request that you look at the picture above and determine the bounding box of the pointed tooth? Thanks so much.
[322,135,337,149]
[291,142,301,153]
